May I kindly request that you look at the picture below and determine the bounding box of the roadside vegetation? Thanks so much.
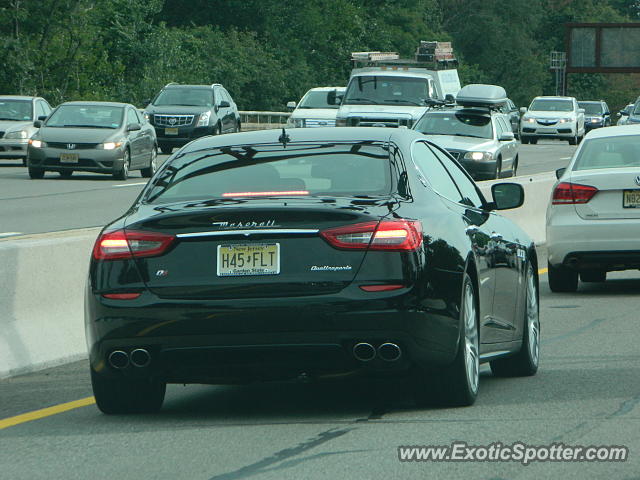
[1,0,638,111]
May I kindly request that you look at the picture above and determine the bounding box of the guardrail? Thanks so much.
[239,111,291,131]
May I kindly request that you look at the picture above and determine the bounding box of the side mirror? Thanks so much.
[127,123,142,132]
[38,115,48,121]
[219,101,230,108]
[490,183,524,210]
[519,107,528,114]
[444,94,455,104]
[327,90,340,106]
[499,131,515,142]
[286,101,297,110]
[556,167,566,180]
[621,111,629,117]
[143,99,151,106]
[33,120,42,128]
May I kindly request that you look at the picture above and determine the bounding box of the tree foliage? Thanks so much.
[0,0,637,112]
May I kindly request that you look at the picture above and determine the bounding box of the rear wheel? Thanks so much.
[59,170,73,179]
[413,273,479,407]
[91,370,166,414]
[113,149,130,180]
[580,270,606,283]
[494,158,502,179]
[521,137,529,145]
[28,167,44,179]
[529,138,538,145]
[511,155,519,177]
[141,147,157,178]
[548,261,578,292]
[568,134,577,145]
[490,263,539,376]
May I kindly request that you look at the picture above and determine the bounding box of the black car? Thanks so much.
[144,83,241,155]
[86,127,540,414]
[578,100,611,132]
[498,98,520,137]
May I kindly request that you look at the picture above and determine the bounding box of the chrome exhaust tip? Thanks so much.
[130,348,151,368]
[378,342,401,362]
[353,342,376,362]
[108,350,129,369]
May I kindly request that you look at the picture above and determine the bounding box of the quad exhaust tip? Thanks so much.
[108,350,129,369]
[378,342,402,362]
[130,348,151,368]
[353,342,376,362]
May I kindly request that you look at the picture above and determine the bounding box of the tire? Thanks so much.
[511,155,519,177]
[59,170,73,179]
[213,123,221,135]
[113,149,130,181]
[548,261,578,293]
[141,147,157,178]
[577,135,584,144]
[568,135,577,145]
[494,158,502,180]
[413,272,479,407]
[529,138,538,145]
[160,145,172,155]
[28,167,45,179]
[236,121,241,132]
[580,270,606,283]
[521,137,529,145]
[22,157,27,166]
[490,263,540,377]
[91,369,166,415]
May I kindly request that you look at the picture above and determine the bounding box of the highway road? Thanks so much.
[1,247,639,479]
[0,139,576,237]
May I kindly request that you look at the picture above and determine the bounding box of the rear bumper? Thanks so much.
[85,289,460,383]
[547,205,640,270]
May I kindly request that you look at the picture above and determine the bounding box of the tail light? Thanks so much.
[320,220,423,251]
[552,182,598,205]
[93,230,176,260]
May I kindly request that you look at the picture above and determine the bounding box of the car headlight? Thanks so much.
[590,118,601,123]
[5,130,28,139]
[143,111,150,121]
[98,141,123,150]
[524,117,536,123]
[463,151,493,161]
[29,139,46,148]
[197,112,211,127]
[558,118,572,124]
[336,118,347,127]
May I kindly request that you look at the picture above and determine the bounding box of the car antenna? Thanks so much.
[279,128,290,148]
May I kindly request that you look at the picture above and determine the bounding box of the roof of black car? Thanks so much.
[163,84,217,89]
[60,101,131,108]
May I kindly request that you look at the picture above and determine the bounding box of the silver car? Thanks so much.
[0,96,53,164]
[413,107,518,180]
[547,125,640,292]
[27,101,157,180]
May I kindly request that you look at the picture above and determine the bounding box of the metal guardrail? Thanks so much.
[239,111,291,130]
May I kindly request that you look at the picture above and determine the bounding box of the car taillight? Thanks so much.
[552,182,598,205]
[92,230,176,260]
[320,220,423,251]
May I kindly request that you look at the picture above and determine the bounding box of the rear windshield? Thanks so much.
[529,99,573,112]
[45,105,123,129]
[574,135,640,171]
[144,142,394,204]
[414,111,493,139]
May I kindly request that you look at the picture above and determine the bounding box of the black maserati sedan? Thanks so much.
[86,127,540,414]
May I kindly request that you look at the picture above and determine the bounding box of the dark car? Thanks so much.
[86,127,540,414]
[578,100,611,132]
[144,83,241,155]
[27,101,157,180]
[498,98,520,137]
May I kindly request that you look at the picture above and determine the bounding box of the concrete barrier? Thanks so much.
[0,228,99,379]
[479,171,556,245]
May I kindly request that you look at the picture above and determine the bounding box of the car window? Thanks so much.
[529,99,573,112]
[428,144,485,208]
[574,135,640,171]
[35,101,47,118]
[414,111,493,139]
[411,141,462,202]
[127,108,139,125]
[222,89,232,104]
[494,117,505,138]
[498,117,512,135]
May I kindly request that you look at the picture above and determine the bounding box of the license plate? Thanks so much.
[623,190,640,208]
[165,127,179,135]
[217,244,280,276]
[59,153,79,164]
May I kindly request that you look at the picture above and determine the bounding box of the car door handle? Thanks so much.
[490,232,503,240]
[465,225,479,235]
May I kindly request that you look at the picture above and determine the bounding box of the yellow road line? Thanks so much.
[0,396,95,430]
[538,267,548,275]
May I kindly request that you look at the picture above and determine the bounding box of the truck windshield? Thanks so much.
[343,76,430,107]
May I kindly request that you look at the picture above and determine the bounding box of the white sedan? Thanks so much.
[546,125,640,292]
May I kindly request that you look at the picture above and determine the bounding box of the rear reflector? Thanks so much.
[222,191,309,197]
[321,220,423,251]
[102,293,142,300]
[360,284,405,292]
[93,230,176,260]
[552,182,598,205]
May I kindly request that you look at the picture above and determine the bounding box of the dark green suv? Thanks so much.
[144,83,241,154]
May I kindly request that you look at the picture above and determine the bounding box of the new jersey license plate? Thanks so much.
[59,153,79,164]
[217,244,280,276]
[165,127,179,135]
[623,190,640,208]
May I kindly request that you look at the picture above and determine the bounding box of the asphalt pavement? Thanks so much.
[0,140,575,237]
[1,254,639,479]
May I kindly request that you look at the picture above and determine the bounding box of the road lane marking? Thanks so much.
[113,182,147,188]
[0,396,95,430]
[0,232,22,238]
[560,156,572,160]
